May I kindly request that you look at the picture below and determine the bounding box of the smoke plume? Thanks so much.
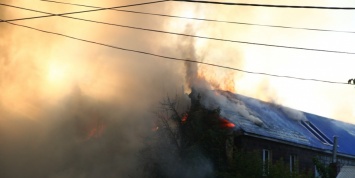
[0,1,187,178]
[3,1,343,177]
[178,23,263,126]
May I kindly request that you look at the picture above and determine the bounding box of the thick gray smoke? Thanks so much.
[0,89,149,178]
[0,1,266,177]
[0,1,188,178]
[179,24,263,126]
[280,106,307,121]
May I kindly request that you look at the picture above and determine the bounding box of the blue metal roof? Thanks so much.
[218,91,355,157]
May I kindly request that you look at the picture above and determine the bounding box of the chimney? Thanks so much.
[332,136,338,163]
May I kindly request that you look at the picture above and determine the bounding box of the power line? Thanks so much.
[0,19,349,85]
[0,0,168,22]
[2,3,355,55]
[41,0,355,34]
[4,1,355,34]
[171,0,355,10]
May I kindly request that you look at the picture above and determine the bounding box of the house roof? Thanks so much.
[217,91,355,157]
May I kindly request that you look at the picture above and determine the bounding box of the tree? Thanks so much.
[139,93,312,178]
[139,93,232,178]
[313,158,337,178]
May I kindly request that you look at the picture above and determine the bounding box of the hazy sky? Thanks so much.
[1,0,355,123]
[1,0,355,118]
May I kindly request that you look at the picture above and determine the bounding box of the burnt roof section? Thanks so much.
[218,91,355,157]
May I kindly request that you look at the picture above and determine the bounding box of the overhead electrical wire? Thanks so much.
[2,1,355,35]
[171,0,355,10]
[0,0,168,22]
[0,2,352,84]
[1,3,355,55]
[0,19,349,85]
[40,0,355,34]
[3,1,355,34]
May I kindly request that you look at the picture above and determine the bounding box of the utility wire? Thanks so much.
[0,19,349,85]
[171,0,355,10]
[0,0,168,22]
[40,0,355,34]
[2,3,355,55]
[4,1,355,34]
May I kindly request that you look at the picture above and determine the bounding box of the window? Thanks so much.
[263,149,271,175]
[290,154,298,173]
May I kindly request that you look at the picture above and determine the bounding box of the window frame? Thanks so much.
[290,154,298,173]
[262,149,271,175]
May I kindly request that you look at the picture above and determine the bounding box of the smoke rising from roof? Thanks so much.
[179,24,263,126]
[280,107,307,121]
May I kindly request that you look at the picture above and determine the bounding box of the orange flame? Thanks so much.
[181,113,188,124]
[85,122,106,140]
[197,66,236,92]
[219,117,235,128]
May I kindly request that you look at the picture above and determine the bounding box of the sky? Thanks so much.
[0,0,355,176]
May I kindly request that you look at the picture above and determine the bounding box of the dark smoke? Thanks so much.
[0,2,187,178]
[0,88,150,178]
[0,1,246,178]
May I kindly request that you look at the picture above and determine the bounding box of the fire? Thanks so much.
[181,112,234,128]
[85,124,106,140]
[76,112,106,141]
[181,113,188,124]
[197,66,236,93]
[219,117,235,128]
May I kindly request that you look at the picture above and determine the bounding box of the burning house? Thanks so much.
[189,89,355,177]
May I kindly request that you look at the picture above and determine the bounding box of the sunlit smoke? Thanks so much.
[0,1,186,177]
[1,0,355,177]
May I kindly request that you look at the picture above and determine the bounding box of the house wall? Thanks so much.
[233,135,355,173]
[317,155,355,167]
